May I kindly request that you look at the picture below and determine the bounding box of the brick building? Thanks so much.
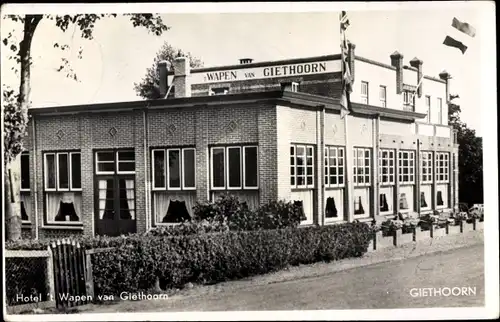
[20,43,459,239]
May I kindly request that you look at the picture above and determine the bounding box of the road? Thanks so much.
[85,244,484,312]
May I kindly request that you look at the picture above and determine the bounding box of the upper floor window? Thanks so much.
[152,148,196,190]
[436,152,449,183]
[425,95,431,123]
[420,151,433,184]
[403,91,415,111]
[378,149,395,185]
[398,150,415,184]
[437,97,443,124]
[353,147,371,186]
[290,144,314,188]
[379,85,386,108]
[211,145,258,190]
[45,151,82,191]
[360,81,369,104]
[324,146,344,188]
[281,81,300,92]
[210,87,229,96]
[95,150,135,175]
[20,152,30,191]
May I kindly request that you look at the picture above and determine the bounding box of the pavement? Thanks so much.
[75,228,484,313]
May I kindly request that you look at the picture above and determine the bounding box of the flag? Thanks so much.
[443,17,476,54]
[339,11,352,118]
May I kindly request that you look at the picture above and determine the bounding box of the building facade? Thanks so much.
[20,44,459,239]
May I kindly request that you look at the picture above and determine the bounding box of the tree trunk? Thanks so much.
[5,14,42,241]
[5,157,22,241]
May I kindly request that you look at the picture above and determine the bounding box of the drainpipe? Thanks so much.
[373,115,380,219]
[319,105,326,226]
[143,109,150,231]
[32,117,39,240]
[344,114,353,222]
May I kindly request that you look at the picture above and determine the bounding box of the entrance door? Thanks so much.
[95,176,136,236]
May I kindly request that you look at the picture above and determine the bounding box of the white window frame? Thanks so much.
[353,147,371,187]
[69,152,82,191]
[361,81,369,104]
[379,85,387,108]
[226,146,243,190]
[437,97,443,125]
[182,148,196,190]
[20,152,30,192]
[243,146,259,189]
[44,153,57,192]
[398,150,415,184]
[210,147,226,190]
[436,152,450,183]
[425,95,431,123]
[290,144,315,189]
[95,151,116,175]
[151,149,167,190]
[56,153,70,191]
[166,148,182,191]
[44,152,81,192]
[420,151,433,184]
[324,146,345,188]
[116,150,136,175]
[378,149,395,185]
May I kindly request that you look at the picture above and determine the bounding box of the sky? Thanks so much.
[0,2,496,137]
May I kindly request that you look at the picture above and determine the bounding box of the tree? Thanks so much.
[2,13,170,241]
[134,42,203,100]
[448,102,483,206]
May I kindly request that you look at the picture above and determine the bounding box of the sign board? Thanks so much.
[168,59,341,85]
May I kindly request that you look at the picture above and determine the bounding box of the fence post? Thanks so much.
[85,251,95,299]
[46,246,56,306]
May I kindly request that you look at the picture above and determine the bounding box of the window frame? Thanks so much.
[360,81,369,104]
[210,87,230,96]
[210,145,258,191]
[436,152,450,183]
[44,151,81,192]
[437,97,443,125]
[425,95,431,123]
[151,147,196,191]
[95,150,135,175]
[116,150,136,175]
[353,147,371,187]
[420,151,433,184]
[378,149,395,186]
[290,144,315,189]
[398,150,415,184]
[20,152,30,192]
[324,145,345,188]
[379,85,387,108]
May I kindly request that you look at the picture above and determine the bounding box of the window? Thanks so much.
[324,146,344,188]
[20,152,30,191]
[378,149,395,185]
[425,95,431,123]
[379,85,387,107]
[403,91,415,110]
[44,151,82,225]
[420,151,433,183]
[45,152,82,191]
[436,152,449,183]
[398,150,415,183]
[96,150,135,175]
[437,98,443,124]
[353,148,371,186]
[210,145,258,190]
[210,87,229,96]
[290,144,314,188]
[152,148,195,190]
[281,82,300,92]
[361,81,369,104]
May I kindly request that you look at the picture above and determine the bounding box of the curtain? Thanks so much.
[20,194,31,221]
[154,191,197,224]
[325,197,338,218]
[380,194,389,212]
[399,193,409,210]
[420,192,428,208]
[51,192,81,222]
[125,179,135,220]
[98,180,107,220]
[354,196,365,215]
[437,191,444,206]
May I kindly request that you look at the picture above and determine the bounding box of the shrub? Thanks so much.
[192,194,245,222]
[147,219,229,237]
[381,219,403,236]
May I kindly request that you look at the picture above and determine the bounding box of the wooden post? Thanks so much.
[445,221,450,234]
[85,252,95,299]
[459,219,464,233]
[46,246,56,306]
[429,224,434,238]
[472,217,478,230]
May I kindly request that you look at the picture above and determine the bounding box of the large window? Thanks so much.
[379,85,387,108]
[44,151,82,224]
[378,149,395,185]
[398,150,415,184]
[425,95,431,123]
[290,144,314,188]
[324,146,344,188]
[353,147,371,186]
[436,152,449,183]
[211,145,258,190]
[95,150,135,175]
[20,152,31,223]
[420,151,433,184]
[361,81,369,104]
[403,91,415,111]
[152,148,195,190]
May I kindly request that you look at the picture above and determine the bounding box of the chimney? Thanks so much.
[348,42,356,82]
[439,70,451,103]
[390,51,404,94]
[239,58,253,65]
[172,56,191,98]
[158,60,171,98]
[410,57,423,98]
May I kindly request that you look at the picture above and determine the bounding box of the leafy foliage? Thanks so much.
[133,42,204,100]
[3,87,30,165]
[448,103,483,206]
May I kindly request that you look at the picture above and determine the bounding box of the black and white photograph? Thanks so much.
[1,2,498,321]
